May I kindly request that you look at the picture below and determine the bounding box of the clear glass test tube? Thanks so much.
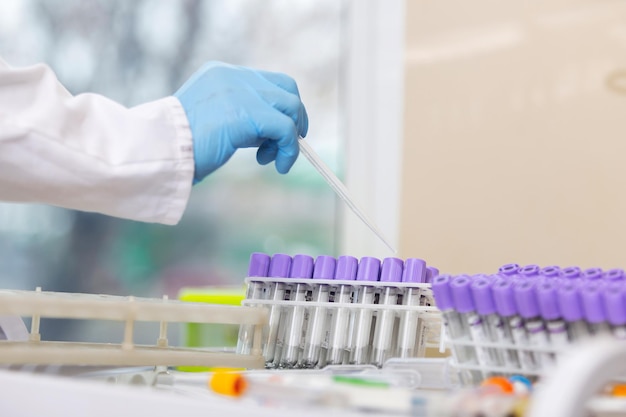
[262,254,292,367]
[556,280,591,342]
[326,256,358,365]
[602,282,626,339]
[536,278,569,351]
[492,278,527,372]
[237,252,270,355]
[300,255,336,368]
[432,274,482,385]
[581,280,611,336]
[451,275,502,377]
[349,257,381,365]
[278,254,314,369]
[396,258,427,359]
[513,278,554,369]
[469,275,508,368]
[371,257,403,367]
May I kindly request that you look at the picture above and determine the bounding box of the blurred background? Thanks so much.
[0,0,345,343]
[3,0,626,344]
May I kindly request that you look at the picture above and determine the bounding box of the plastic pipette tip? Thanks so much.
[298,138,397,253]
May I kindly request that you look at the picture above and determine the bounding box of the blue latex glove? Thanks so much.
[174,61,309,183]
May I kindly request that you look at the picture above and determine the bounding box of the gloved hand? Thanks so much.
[174,61,309,183]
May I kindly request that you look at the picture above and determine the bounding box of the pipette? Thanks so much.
[298,138,396,253]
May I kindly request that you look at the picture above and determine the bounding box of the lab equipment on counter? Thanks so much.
[298,138,396,253]
[433,263,626,386]
[236,252,442,369]
[208,368,529,417]
[0,287,267,369]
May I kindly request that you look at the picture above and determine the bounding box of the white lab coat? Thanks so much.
[0,58,194,225]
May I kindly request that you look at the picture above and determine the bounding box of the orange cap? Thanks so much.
[481,376,514,394]
[612,384,626,397]
[209,371,248,397]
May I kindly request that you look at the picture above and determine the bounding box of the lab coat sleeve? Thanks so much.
[0,58,195,225]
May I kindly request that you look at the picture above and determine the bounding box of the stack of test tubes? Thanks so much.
[236,252,442,369]
[432,263,626,385]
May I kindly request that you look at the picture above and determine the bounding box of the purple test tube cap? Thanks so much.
[514,279,540,319]
[498,263,520,276]
[402,258,427,283]
[603,283,626,326]
[561,266,581,280]
[450,275,474,314]
[268,253,292,278]
[431,274,454,311]
[492,278,517,317]
[557,281,584,322]
[540,265,560,278]
[581,280,606,324]
[335,256,358,280]
[356,257,381,282]
[519,264,540,278]
[290,254,314,278]
[605,268,625,281]
[470,276,496,315]
[425,267,440,283]
[583,267,603,281]
[248,252,271,277]
[313,255,336,279]
[380,257,404,282]
[536,279,560,320]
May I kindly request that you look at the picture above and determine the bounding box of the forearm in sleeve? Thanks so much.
[0,59,194,225]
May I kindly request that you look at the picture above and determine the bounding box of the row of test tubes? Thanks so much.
[236,252,440,369]
[432,263,626,385]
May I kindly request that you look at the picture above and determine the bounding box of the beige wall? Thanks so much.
[400,0,626,274]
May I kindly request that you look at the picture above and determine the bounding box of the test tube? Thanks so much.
[469,276,509,369]
[277,254,314,369]
[487,276,520,370]
[583,267,603,281]
[300,255,336,368]
[237,252,271,355]
[513,279,554,369]
[602,282,626,339]
[498,263,520,276]
[518,264,540,279]
[432,274,480,384]
[581,280,611,335]
[396,258,427,359]
[451,276,501,374]
[560,266,582,280]
[263,254,292,367]
[539,265,560,278]
[371,257,403,367]
[556,281,591,341]
[425,266,439,283]
[536,278,568,361]
[492,278,534,371]
[349,257,381,365]
[326,255,358,365]
[604,268,625,281]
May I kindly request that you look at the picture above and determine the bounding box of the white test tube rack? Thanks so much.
[240,276,442,368]
[443,330,569,382]
[0,288,267,369]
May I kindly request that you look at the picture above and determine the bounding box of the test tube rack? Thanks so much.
[236,253,443,369]
[433,263,626,386]
[0,287,268,369]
